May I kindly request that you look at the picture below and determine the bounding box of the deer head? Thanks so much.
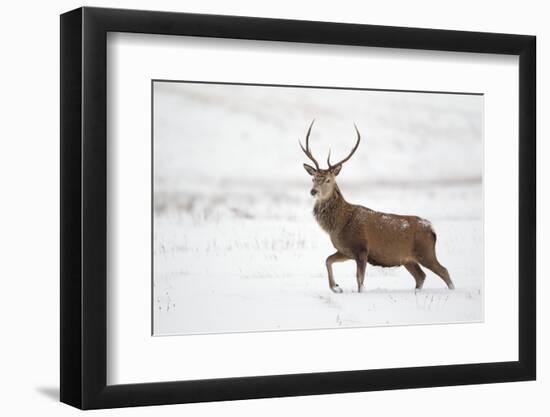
[300,120,361,200]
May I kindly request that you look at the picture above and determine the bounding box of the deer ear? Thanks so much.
[332,164,342,176]
[303,163,317,176]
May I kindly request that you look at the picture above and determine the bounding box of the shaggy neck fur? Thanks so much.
[313,184,353,234]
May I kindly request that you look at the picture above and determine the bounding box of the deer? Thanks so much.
[300,120,455,293]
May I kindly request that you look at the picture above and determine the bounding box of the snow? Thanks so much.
[152,81,483,336]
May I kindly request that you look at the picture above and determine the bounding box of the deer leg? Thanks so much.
[325,252,348,293]
[419,258,455,290]
[355,252,368,293]
[404,262,426,290]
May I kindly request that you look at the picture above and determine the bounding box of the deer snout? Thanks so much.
[310,188,318,196]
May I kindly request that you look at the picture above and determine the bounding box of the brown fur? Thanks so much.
[301,122,454,293]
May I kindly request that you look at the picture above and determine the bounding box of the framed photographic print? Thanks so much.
[60,6,536,409]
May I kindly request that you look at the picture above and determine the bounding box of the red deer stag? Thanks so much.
[300,120,454,293]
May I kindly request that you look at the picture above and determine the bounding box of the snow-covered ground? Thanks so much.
[152,82,483,336]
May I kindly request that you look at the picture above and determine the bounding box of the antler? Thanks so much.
[299,119,320,170]
[327,124,361,169]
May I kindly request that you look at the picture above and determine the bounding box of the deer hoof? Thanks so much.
[330,285,343,294]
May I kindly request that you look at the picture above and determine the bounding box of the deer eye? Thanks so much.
[325,179,330,183]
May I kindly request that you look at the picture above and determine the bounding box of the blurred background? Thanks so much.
[153,81,483,335]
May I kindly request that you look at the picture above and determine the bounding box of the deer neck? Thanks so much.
[313,185,351,234]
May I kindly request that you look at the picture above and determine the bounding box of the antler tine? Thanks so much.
[327,123,361,169]
[299,119,320,170]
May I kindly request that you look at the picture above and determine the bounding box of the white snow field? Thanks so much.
[152,82,483,336]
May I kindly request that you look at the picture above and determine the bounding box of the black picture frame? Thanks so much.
[60,6,536,410]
